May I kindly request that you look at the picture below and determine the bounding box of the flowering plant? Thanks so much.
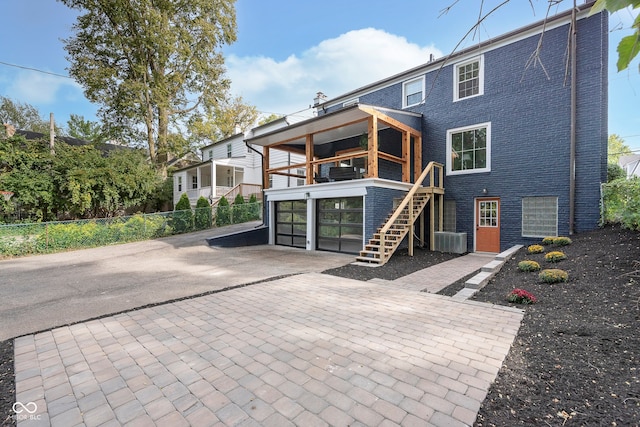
[553,236,572,246]
[539,268,569,283]
[518,260,541,272]
[545,251,567,263]
[506,288,537,304]
[528,244,544,254]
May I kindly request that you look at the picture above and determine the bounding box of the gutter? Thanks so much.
[569,2,577,235]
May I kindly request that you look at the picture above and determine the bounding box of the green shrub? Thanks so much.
[541,237,555,245]
[602,178,640,230]
[194,196,212,230]
[607,162,625,182]
[216,196,231,226]
[553,236,572,246]
[527,244,544,254]
[545,251,567,263]
[172,193,193,233]
[232,194,247,224]
[518,260,541,272]
[539,268,569,283]
[247,194,261,220]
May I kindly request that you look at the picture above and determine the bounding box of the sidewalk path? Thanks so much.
[14,272,523,427]
[371,253,495,293]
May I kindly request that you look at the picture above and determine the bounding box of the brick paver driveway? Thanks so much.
[15,272,523,426]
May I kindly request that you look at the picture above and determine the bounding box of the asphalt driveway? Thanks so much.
[0,222,353,341]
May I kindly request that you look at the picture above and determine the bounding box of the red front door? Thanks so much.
[476,198,500,252]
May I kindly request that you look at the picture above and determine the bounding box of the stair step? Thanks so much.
[355,256,383,264]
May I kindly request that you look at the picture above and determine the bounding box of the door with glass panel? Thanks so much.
[476,198,500,252]
[275,200,307,248]
[317,197,363,254]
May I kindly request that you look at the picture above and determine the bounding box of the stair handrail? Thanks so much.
[378,161,443,259]
[211,183,262,209]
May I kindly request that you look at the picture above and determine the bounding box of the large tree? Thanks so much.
[0,134,159,220]
[60,0,238,175]
[66,114,110,144]
[0,96,60,134]
[188,95,258,142]
[608,133,633,164]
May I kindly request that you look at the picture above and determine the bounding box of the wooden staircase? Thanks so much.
[356,162,444,266]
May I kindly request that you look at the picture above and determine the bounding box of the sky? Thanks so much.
[0,0,638,150]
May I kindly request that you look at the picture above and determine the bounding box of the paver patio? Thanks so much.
[14,272,523,427]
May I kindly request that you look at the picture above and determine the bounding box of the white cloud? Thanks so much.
[226,28,442,118]
[7,71,80,105]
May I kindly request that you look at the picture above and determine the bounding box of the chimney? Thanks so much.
[3,123,16,138]
[313,91,327,106]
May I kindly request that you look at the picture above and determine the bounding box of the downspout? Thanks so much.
[569,1,577,235]
[245,141,266,227]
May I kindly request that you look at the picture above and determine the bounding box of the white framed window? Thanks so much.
[227,143,232,158]
[192,175,198,189]
[177,176,182,192]
[522,197,558,237]
[402,77,424,108]
[447,122,491,175]
[297,168,305,186]
[454,55,484,101]
[208,149,213,160]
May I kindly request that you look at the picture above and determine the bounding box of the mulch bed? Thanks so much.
[1,226,638,425]
[472,225,640,426]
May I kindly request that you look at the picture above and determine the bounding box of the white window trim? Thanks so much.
[402,76,425,108]
[446,122,491,176]
[453,55,484,102]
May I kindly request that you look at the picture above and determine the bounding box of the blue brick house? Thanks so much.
[245,4,607,264]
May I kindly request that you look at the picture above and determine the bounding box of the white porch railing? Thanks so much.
[211,183,263,208]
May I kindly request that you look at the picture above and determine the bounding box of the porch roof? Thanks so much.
[245,104,422,148]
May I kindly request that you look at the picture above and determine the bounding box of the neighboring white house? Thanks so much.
[172,118,307,208]
[619,155,640,179]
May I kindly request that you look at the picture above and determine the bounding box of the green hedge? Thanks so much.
[602,178,640,230]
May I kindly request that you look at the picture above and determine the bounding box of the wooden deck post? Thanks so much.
[408,194,414,256]
[414,135,422,183]
[263,146,270,190]
[367,116,378,178]
[306,134,314,185]
[402,131,410,183]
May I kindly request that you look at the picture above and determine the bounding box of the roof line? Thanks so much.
[320,1,597,108]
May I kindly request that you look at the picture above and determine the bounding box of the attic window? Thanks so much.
[454,56,484,101]
[227,143,232,158]
[402,77,424,108]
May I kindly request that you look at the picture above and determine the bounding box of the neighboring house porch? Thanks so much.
[174,160,262,207]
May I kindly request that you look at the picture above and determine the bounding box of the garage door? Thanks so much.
[275,200,307,248]
[317,197,363,254]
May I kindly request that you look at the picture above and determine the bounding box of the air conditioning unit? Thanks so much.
[434,232,467,254]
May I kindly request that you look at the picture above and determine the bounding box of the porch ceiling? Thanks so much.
[246,104,422,148]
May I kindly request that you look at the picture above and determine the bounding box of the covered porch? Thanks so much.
[246,104,444,262]
[246,104,424,187]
